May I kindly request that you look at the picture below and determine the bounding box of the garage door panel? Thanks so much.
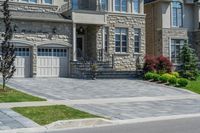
[14,48,31,78]
[37,48,68,77]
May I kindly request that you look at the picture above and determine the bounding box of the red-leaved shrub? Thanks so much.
[143,55,173,74]
[156,56,173,74]
[143,55,158,73]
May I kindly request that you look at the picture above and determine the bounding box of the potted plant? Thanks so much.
[90,63,98,80]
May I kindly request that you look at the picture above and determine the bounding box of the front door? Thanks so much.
[77,36,84,59]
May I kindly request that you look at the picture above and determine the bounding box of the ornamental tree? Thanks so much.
[180,42,199,80]
[0,0,16,90]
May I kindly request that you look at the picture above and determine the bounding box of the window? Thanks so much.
[172,1,183,27]
[115,0,127,12]
[15,48,30,57]
[104,27,109,52]
[115,28,128,53]
[171,39,185,64]
[43,0,53,4]
[20,0,37,3]
[134,28,141,53]
[38,48,67,57]
[101,0,108,11]
[133,0,139,13]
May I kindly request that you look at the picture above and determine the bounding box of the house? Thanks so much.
[0,0,145,78]
[145,0,200,65]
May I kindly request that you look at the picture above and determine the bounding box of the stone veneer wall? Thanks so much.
[96,14,146,71]
[0,19,72,77]
[7,2,58,12]
[161,28,189,57]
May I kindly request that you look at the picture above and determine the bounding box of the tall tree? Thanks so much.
[180,41,199,80]
[0,0,16,90]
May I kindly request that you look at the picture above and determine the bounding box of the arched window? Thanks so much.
[172,1,183,27]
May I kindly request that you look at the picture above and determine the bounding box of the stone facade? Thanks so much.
[0,1,147,78]
[103,14,146,71]
[145,0,200,62]
[161,28,189,57]
[0,19,72,77]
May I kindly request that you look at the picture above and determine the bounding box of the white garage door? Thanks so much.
[14,47,31,77]
[37,48,68,77]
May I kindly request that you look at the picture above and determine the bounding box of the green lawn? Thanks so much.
[13,105,99,125]
[185,76,200,94]
[0,85,45,102]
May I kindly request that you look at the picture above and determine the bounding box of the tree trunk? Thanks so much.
[2,77,6,91]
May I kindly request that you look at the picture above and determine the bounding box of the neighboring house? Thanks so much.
[0,0,145,78]
[145,0,200,65]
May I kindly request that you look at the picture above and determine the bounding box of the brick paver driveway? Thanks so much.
[9,78,200,120]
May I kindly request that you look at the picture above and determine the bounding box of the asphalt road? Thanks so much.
[45,117,200,133]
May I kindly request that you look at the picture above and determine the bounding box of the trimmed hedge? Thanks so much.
[178,78,188,87]
[168,77,177,85]
[144,72,154,80]
[152,73,160,81]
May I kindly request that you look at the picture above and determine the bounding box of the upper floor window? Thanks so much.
[172,1,183,27]
[115,28,128,53]
[43,0,53,4]
[20,0,37,3]
[133,0,139,13]
[101,0,108,11]
[115,0,127,12]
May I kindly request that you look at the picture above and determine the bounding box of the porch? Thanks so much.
[72,24,107,62]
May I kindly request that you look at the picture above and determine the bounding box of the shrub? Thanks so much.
[143,55,158,73]
[177,78,189,87]
[159,75,169,83]
[156,56,173,74]
[152,73,160,81]
[144,72,154,80]
[180,43,199,80]
[159,73,175,83]
[171,72,180,78]
[168,77,177,85]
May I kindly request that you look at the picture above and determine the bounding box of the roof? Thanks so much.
[0,10,72,22]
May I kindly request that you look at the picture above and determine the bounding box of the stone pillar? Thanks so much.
[32,44,37,78]
[73,23,77,61]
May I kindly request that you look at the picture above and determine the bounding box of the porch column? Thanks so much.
[73,23,77,61]
[102,26,105,61]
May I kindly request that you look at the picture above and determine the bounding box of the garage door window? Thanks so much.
[38,48,67,57]
[38,48,52,56]
[53,49,67,57]
[15,48,30,56]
